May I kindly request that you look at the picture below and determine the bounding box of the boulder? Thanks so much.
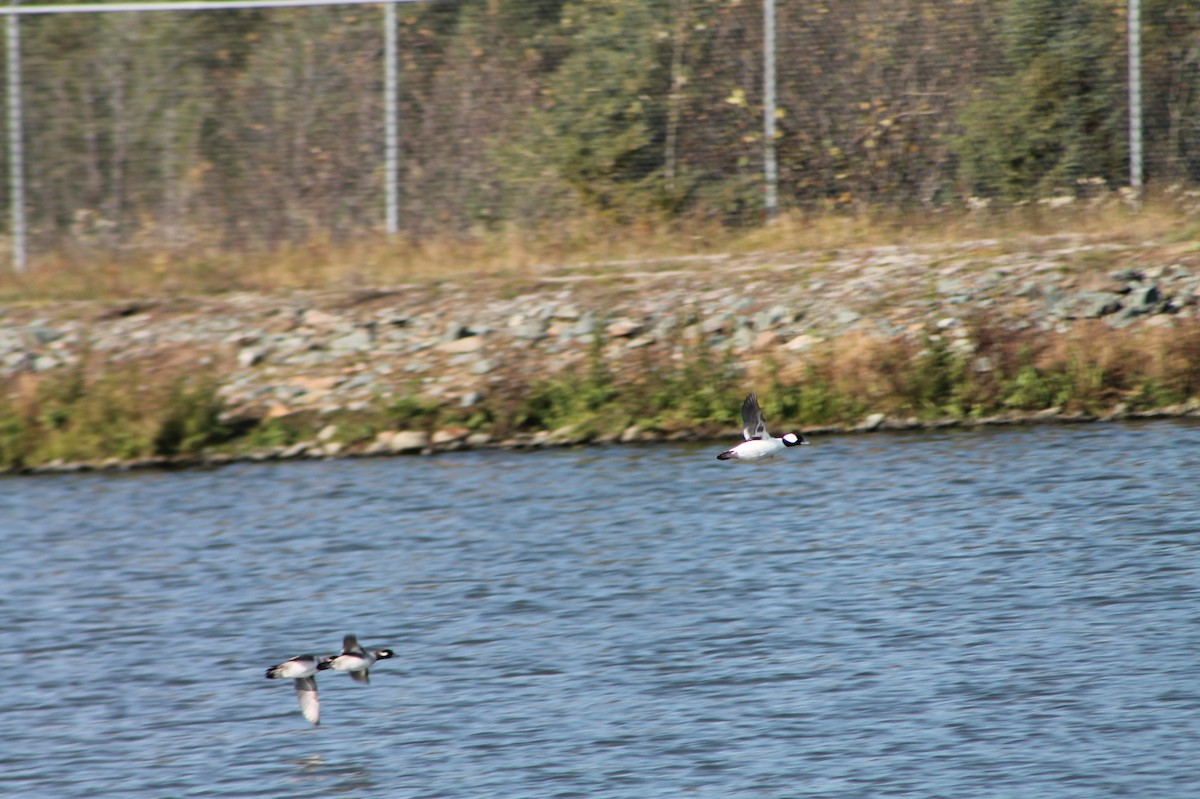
[606,318,643,338]
[1072,292,1122,319]
[432,426,469,445]
[438,335,485,354]
[237,346,267,367]
[385,430,430,454]
[1127,284,1161,310]
[330,328,373,351]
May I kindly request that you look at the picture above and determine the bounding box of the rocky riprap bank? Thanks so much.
[4,234,1200,470]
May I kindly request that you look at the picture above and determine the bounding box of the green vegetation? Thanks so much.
[3,315,1199,471]
[0,360,231,468]
[955,0,1126,199]
[510,335,743,438]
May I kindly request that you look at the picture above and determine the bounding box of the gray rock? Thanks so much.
[731,326,756,350]
[280,441,311,459]
[302,308,340,328]
[936,277,966,296]
[342,375,375,390]
[28,326,63,344]
[977,270,1008,291]
[754,304,791,330]
[443,321,470,342]
[1127,284,1161,310]
[384,430,430,454]
[237,347,267,367]
[438,336,485,354]
[857,413,886,431]
[784,334,820,351]
[606,318,643,338]
[331,327,374,351]
[225,331,261,347]
[382,313,411,328]
[834,308,861,326]
[1107,306,1145,328]
[511,319,547,340]
[431,427,469,445]
[567,313,598,340]
[1041,286,1066,308]
[1071,291,1122,319]
[0,330,22,351]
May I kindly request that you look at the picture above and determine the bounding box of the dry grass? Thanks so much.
[772,315,1200,422]
[2,194,1198,304]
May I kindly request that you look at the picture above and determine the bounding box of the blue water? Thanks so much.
[2,421,1198,798]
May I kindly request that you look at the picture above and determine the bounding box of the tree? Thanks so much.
[953,0,1126,200]
[499,0,674,221]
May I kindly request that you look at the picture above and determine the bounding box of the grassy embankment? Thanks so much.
[2,199,1200,470]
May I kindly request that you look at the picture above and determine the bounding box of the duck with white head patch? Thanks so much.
[716,392,808,461]
[265,653,330,725]
[319,634,394,685]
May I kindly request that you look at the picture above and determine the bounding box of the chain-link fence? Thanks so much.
[4,0,1198,269]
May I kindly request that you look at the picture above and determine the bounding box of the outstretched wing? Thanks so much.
[741,393,768,440]
[350,669,370,685]
[294,676,320,725]
[342,634,365,655]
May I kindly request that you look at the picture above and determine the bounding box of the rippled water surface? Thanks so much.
[3,421,1199,798]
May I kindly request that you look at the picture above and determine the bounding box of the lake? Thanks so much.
[2,421,1198,798]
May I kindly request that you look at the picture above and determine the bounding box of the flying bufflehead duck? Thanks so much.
[717,392,808,461]
[265,653,329,725]
[319,634,394,685]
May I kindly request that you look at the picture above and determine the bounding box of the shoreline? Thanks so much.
[9,405,1199,476]
[4,232,1200,473]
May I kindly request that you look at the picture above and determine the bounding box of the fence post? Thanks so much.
[762,0,777,221]
[6,9,24,273]
[1127,0,1142,196]
[383,0,399,234]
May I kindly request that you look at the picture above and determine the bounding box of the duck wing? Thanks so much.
[294,676,320,725]
[349,669,370,685]
[741,393,768,440]
[341,634,365,655]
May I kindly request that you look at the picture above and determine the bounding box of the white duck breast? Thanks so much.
[716,392,808,462]
[319,634,395,685]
